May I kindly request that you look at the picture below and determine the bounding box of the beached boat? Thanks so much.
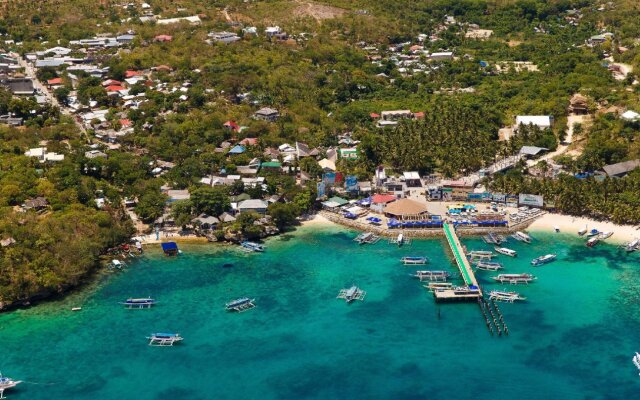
[412,270,450,281]
[241,241,264,252]
[531,254,557,266]
[554,226,560,233]
[491,273,536,284]
[489,290,526,302]
[633,352,640,375]
[0,373,21,398]
[586,237,599,248]
[578,227,588,236]
[337,286,366,303]
[397,233,404,246]
[511,231,532,243]
[147,332,183,346]
[495,247,517,257]
[121,297,157,309]
[424,282,453,292]
[597,231,613,240]
[475,261,503,271]
[625,239,640,253]
[225,297,256,312]
[586,229,600,237]
[400,256,428,265]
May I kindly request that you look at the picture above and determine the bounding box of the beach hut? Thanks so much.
[383,198,430,221]
[161,242,179,256]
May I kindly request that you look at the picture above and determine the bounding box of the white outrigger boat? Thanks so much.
[598,231,613,240]
[423,282,453,292]
[495,247,517,257]
[531,254,557,266]
[120,297,157,309]
[491,273,536,284]
[511,231,532,243]
[397,233,404,247]
[400,256,428,265]
[225,297,256,312]
[587,237,599,248]
[625,239,640,253]
[475,261,503,271]
[337,286,366,303]
[586,228,600,237]
[411,270,450,282]
[147,332,183,346]
[489,290,526,302]
[0,373,21,399]
[468,250,494,260]
[633,352,640,375]
[241,241,264,252]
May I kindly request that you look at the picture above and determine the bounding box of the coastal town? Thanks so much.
[1,0,640,398]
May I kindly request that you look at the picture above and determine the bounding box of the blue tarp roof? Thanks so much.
[161,242,178,251]
[228,145,246,154]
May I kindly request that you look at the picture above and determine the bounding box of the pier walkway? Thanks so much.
[442,222,480,289]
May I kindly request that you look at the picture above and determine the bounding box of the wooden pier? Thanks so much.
[442,223,481,293]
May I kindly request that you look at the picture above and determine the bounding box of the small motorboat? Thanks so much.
[625,239,640,253]
[0,373,21,397]
[587,237,599,247]
[475,261,503,271]
[147,332,184,346]
[531,254,557,266]
[578,227,587,236]
[511,231,532,243]
[495,247,517,257]
[598,231,613,240]
[489,290,526,302]
[71,307,82,311]
[633,352,640,375]
[241,241,264,252]
[554,226,560,233]
[586,229,600,237]
[397,233,404,247]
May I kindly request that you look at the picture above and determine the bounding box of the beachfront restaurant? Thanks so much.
[321,196,349,212]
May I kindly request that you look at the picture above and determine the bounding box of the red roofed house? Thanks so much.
[154,35,173,42]
[223,120,240,132]
[47,77,63,87]
[370,193,397,213]
[239,137,258,146]
[125,70,143,79]
[370,113,380,119]
[413,112,424,119]
[106,85,125,92]
[119,119,132,129]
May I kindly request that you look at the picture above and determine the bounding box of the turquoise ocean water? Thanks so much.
[2,223,640,399]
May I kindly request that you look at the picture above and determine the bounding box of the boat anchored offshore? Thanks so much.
[511,231,532,243]
[489,290,526,303]
[225,297,256,312]
[400,256,428,265]
[120,297,157,309]
[495,247,517,257]
[241,241,264,252]
[354,232,380,245]
[468,250,494,260]
[491,273,536,284]
[412,270,450,282]
[531,254,557,266]
[475,261,503,271]
[633,352,640,375]
[147,332,183,346]
[0,373,21,399]
[337,286,366,303]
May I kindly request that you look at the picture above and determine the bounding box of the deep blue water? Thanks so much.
[1,224,639,399]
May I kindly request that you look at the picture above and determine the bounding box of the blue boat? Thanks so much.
[161,242,179,256]
[120,297,157,308]
[241,241,264,252]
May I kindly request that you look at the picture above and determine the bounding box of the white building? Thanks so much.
[515,115,553,130]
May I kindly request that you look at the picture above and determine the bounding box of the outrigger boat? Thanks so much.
[489,290,526,303]
[531,254,557,266]
[468,250,494,260]
[511,231,532,243]
[0,373,21,399]
[225,297,256,312]
[424,282,453,292]
[586,228,600,237]
[354,232,380,245]
[491,273,536,284]
[482,232,507,245]
[625,239,640,253]
[495,247,517,257]
[475,261,503,271]
[633,352,640,375]
[598,231,613,240]
[587,237,599,247]
[397,233,404,247]
[147,332,183,346]
[241,241,264,252]
[400,256,428,265]
[120,297,157,309]
[337,286,366,303]
[411,270,450,282]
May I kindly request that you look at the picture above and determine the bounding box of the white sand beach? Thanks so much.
[528,213,640,244]
[300,213,333,226]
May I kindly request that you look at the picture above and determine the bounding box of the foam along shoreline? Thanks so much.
[528,213,640,245]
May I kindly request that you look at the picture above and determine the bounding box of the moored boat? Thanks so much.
[578,227,587,236]
[0,373,21,398]
[412,270,450,281]
[495,247,517,257]
[625,239,640,253]
[491,273,536,284]
[531,254,557,266]
[598,231,613,240]
[147,332,183,346]
[424,282,453,291]
[397,233,404,246]
[586,237,599,247]
[241,241,264,252]
[586,228,600,237]
[400,256,428,265]
[468,250,494,259]
[633,352,640,375]
[554,225,560,233]
[489,290,526,302]
[337,286,366,303]
[225,297,256,312]
[511,231,532,243]
[121,297,157,308]
[475,261,503,271]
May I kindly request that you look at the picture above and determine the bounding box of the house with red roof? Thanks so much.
[370,193,397,213]
[119,119,132,129]
[125,70,143,79]
[106,85,125,92]
[47,77,63,88]
[223,120,240,132]
[239,137,258,146]
[102,79,122,87]
[154,35,173,42]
